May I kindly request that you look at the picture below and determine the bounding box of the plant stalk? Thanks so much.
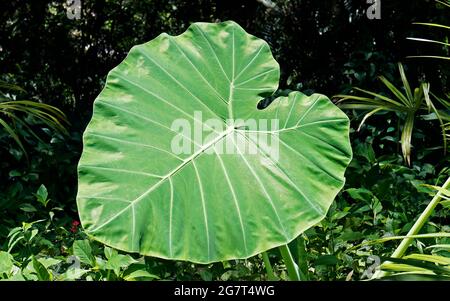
[296,236,309,280]
[279,244,301,281]
[372,176,450,279]
[262,252,276,280]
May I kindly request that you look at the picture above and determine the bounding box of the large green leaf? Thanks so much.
[77,21,352,263]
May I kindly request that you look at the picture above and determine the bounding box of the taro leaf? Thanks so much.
[77,21,352,263]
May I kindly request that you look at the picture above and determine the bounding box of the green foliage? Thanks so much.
[0,1,448,282]
[77,21,352,264]
[1,0,448,114]
[0,251,14,278]
[0,211,266,281]
[372,177,450,279]
[407,0,450,61]
[0,134,448,281]
[336,63,448,165]
[34,185,50,208]
[285,141,449,280]
[0,80,68,157]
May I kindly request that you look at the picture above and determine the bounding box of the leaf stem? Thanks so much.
[279,244,301,281]
[296,236,310,280]
[261,252,276,280]
[372,176,450,279]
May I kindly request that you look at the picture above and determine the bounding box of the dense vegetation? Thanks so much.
[0,0,449,281]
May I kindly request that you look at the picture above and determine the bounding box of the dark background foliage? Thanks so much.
[1,0,449,115]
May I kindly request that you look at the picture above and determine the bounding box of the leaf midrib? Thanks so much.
[88,24,330,255]
[88,126,234,233]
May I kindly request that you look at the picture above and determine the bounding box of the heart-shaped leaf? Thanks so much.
[77,21,352,263]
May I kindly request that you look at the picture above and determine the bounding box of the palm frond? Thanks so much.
[406,55,450,60]
[408,4,450,61]
[0,82,69,157]
[401,112,415,166]
[0,80,26,93]
[0,117,27,156]
[397,63,414,104]
[412,22,450,30]
[436,0,450,8]
[335,63,442,165]
[406,37,450,47]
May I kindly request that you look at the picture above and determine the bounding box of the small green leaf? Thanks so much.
[22,222,33,232]
[38,258,62,269]
[331,211,349,221]
[441,199,450,208]
[73,240,96,267]
[32,257,52,281]
[8,170,22,177]
[122,264,159,281]
[338,229,364,242]
[0,251,14,277]
[9,271,25,281]
[346,188,375,203]
[104,246,116,260]
[60,268,88,280]
[314,255,339,266]
[19,203,37,213]
[35,184,50,207]
[29,229,39,242]
[198,270,213,281]
[105,253,138,276]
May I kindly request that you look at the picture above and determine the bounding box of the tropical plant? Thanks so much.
[370,176,450,279]
[407,0,450,61]
[76,21,352,280]
[0,80,68,156]
[335,63,446,165]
